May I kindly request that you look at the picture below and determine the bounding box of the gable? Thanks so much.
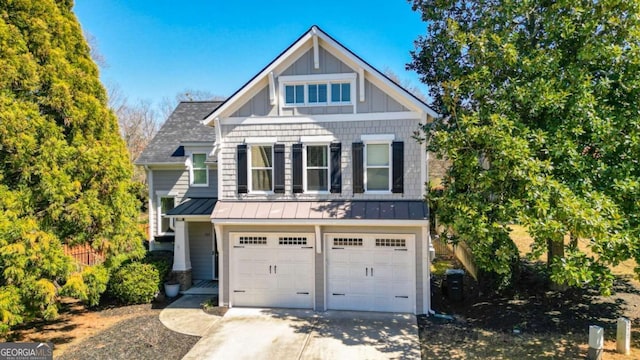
[205,26,437,123]
[230,47,408,118]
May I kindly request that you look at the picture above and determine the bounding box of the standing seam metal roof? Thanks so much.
[211,200,428,221]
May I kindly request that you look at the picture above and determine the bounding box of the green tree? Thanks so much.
[410,0,640,293]
[0,0,144,331]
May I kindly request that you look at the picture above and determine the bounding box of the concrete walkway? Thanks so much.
[182,307,420,360]
[159,295,222,337]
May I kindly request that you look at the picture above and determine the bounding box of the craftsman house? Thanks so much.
[136,26,438,314]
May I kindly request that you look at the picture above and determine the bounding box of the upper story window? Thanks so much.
[249,145,273,192]
[190,153,208,186]
[158,195,175,235]
[280,73,356,108]
[365,143,391,191]
[305,144,329,192]
[308,84,327,104]
[285,85,304,105]
[331,83,351,103]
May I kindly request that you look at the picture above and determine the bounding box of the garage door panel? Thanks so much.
[231,233,314,309]
[327,233,415,313]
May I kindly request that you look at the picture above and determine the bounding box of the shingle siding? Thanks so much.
[219,118,424,200]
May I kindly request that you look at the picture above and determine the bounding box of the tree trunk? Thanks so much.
[547,239,564,266]
[547,238,567,291]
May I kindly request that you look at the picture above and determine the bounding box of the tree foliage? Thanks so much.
[410,0,640,293]
[0,0,144,330]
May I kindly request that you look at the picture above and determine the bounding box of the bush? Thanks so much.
[143,251,173,289]
[108,262,159,304]
[61,265,110,307]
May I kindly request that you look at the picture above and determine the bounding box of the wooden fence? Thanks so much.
[432,235,479,280]
[63,243,104,268]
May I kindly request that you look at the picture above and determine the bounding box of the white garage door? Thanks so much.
[230,233,314,309]
[327,233,415,313]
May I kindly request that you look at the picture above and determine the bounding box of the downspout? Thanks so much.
[425,121,433,316]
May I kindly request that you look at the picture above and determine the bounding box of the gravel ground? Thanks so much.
[57,308,199,360]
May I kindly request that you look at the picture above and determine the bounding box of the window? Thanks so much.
[308,84,327,104]
[191,153,208,186]
[285,85,304,105]
[305,145,329,192]
[250,145,273,192]
[279,73,356,109]
[365,143,391,191]
[158,196,175,234]
[330,83,351,103]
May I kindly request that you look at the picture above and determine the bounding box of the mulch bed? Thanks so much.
[420,258,640,359]
[57,298,199,360]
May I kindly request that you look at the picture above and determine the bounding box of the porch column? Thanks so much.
[173,220,192,290]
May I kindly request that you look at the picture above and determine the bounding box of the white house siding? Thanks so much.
[149,169,217,238]
[219,118,423,201]
[229,48,408,118]
[219,224,427,313]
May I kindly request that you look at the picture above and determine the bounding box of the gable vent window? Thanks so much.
[280,73,356,109]
[285,85,304,105]
[330,83,351,103]
[308,84,327,104]
[239,236,267,245]
[279,237,308,245]
[333,238,363,247]
[375,238,406,247]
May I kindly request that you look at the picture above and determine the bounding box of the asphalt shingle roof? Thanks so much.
[135,101,222,165]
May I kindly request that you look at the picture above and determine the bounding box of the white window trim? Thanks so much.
[188,152,209,187]
[248,143,275,194]
[156,191,176,235]
[362,134,394,193]
[303,143,330,194]
[279,73,357,112]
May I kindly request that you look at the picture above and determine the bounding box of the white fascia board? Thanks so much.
[361,134,395,142]
[244,137,278,144]
[300,135,336,143]
[225,111,421,125]
[210,219,427,226]
[316,33,439,119]
[203,35,314,125]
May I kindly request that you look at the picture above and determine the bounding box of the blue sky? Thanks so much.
[74,1,428,113]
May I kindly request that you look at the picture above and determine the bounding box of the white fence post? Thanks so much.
[587,325,603,360]
[617,317,631,355]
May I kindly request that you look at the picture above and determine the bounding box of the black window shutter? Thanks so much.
[330,143,342,193]
[274,144,285,193]
[237,144,248,193]
[392,141,404,193]
[292,143,303,193]
[352,142,364,193]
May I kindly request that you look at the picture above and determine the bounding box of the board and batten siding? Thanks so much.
[150,169,218,235]
[219,118,423,201]
[230,48,408,117]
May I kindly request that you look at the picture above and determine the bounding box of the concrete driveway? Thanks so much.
[182,307,420,360]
